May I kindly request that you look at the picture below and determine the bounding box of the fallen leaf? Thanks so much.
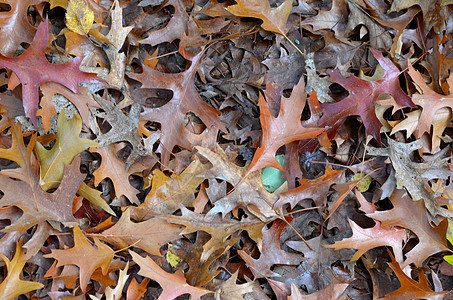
[238,219,303,278]
[44,224,114,292]
[289,282,349,300]
[367,138,453,219]
[130,250,213,300]
[247,76,325,175]
[197,145,281,220]
[130,157,210,220]
[128,47,225,164]
[318,49,414,143]
[0,240,44,300]
[97,208,182,256]
[0,0,45,56]
[0,18,101,123]
[368,189,449,268]
[275,167,344,209]
[0,156,84,232]
[35,110,99,190]
[226,0,292,35]
[164,205,265,262]
[91,143,145,204]
[385,251,447,299]
[66,0,94,35]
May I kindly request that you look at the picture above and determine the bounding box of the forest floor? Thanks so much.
[1,0,453,299]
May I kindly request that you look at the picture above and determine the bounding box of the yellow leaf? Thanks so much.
[34,110,115,215]
[50,0,68,9]
[0,240,44,300]
[166,244,182,268]
[35,109,99,190]
[351,173,372,193]
[66,0,94,35]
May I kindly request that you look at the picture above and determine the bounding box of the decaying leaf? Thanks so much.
[385,251,448,299]
[367,138,453,219]
[128,46,225,165]
[368,189,449,268]
[325,190,408,264]
[238,219,303,278]
[319,49,414,143]
[197,145,281,220]
[92,93,147,168]
[164,205,265,262]
[0,156,84,232]
[91,143,145,204]
[66,0,94,35]
[130,157,210,220]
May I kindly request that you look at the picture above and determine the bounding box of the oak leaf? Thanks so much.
[0,240,44,300]
[164,205,265,262]
[128,47,225,164]
[226,0,292,36]
[0,156,84,232]
[319,49,414,143]
[238,220,303,278]
[140,0,187,46]
[34,110,113,214]
[369,189,449,268]
[0,18,100,123]
[130,157,210,220]
[169,231,233,286]
[102,0,133,88]
[215,271,254,300]
[0,89,24,132]
[325,190,408,263]
[92,93,147,168]
[0,0,45,56]
[37,83,100,132]
[247,76,325,175]
[274,167,344,209]
[406,63,453,151]
[91,143,146,204]
[0,121,31,174]
[44,225,114,292]
[385,251,447,299]
[104,261,129,300]
[130,250,213,300]
[98,208,182,256]
[35,110,99,191]
[289,283,349,300]
[367,138,453,219]
[301,0,347,37]
[197,145,281,220]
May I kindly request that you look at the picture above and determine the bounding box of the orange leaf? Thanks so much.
[226,0,292,35]
[44,225,114,292]
[247,76,325,175]
[0,240,44,299]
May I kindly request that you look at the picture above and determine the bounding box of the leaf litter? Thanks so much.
[0,0,452,299]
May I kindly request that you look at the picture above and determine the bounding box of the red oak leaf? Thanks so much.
[247,76,325,175]
[0,18,101,124]
[318,49,414,143]
[128,47,225,164]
